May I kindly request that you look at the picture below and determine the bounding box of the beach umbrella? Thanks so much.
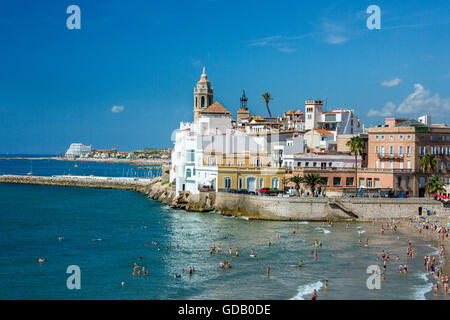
[435,219,439,222]
[420,217,426,220]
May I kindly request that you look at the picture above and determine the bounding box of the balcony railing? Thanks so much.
[377,153,404,160]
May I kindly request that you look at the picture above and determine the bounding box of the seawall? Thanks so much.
[214,192,448,221]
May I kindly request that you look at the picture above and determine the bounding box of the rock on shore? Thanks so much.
[137,176,215,212]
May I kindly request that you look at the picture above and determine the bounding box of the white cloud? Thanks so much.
[367,102,396,117]
[111,105,125,113]
[397,84,450,115]
[381,78,402,87]
[321,20,349,45]
[367,84,450,118]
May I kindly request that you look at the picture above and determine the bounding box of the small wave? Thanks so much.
[315,227,331,234]
[298,222,309,225]
[357,230,366,234]
[290,281,324,300]
[413,283,433,300]
[418,272,429,282]
[236,216,249,221]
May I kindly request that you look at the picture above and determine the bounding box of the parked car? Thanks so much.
[394,193,408,198]
[260,188,270,195]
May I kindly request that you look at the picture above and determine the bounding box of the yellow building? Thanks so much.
[218,166,285,192]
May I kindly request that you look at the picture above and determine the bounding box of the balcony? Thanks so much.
[377,153,404,160]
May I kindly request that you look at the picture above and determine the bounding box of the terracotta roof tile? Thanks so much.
[201,101,231,114]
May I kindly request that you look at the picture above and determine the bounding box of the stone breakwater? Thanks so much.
[0,175,149,190]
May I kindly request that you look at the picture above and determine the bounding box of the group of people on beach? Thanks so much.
[409,217,449,296]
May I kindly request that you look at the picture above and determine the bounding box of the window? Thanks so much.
[313,162,317,167]
[238,177,243,189]
[375,145,379,154]
[399,135,404,140]
[419,177,425,187]
[420,146,426,156]
[381,161,385,169]
[375,160,379,168]
[399,146,404,156]
[259,178,264,189]
[254,157,262,167]
[389,136,394,140]
[399,162,404,169]
[405,176,409,187]
[389,146,394,155]
[297,162,301,167]
[186,168,192,178]
[208,157,217,166]
[305,162,309,167]
[440,147,445,155]
[407,160,411,169]
[389,161,394,169]
[271,177,280,189]
[186,150,195,162]
[406,135,412,140]
[367,178,373,187]
[322,177,328,186]
[374,178,380,187]
[224,177,232,189]
[333,177,341,186]
[380,146,385,156]
[430,136,435,141]
[397,176,402,186]
[346,177,354,186]
[406,146,411,156]
[359,178,365,187]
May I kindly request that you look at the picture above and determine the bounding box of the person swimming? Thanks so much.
[299,260,304,267]
[250,249,256,257]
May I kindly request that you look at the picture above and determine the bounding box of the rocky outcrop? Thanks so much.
[138,176,215,212]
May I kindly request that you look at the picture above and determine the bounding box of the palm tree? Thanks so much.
[346,136,365,195]
[261,92,273,117]
[289,175,304,196]
[303,173,324,196]
[420,154,437,173]
[426,175,446,197]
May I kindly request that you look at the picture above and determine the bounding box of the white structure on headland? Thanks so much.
[65,143,91,158]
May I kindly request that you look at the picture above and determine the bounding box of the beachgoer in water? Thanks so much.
[266,264,270,276]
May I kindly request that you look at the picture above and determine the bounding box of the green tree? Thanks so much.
[426,175,446,197]
[346,136,365,195]
[289,175,305,196]
[261,92,273,117]
[303,173,324,196]
[420,154,437,173]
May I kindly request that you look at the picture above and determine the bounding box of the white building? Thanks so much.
[304,99,363,137]
[283,152,360,170]
[65,143,91,158]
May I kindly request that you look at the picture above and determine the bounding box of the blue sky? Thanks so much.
[0,0,449,154]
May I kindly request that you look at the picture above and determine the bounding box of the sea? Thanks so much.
[0,156,446,300]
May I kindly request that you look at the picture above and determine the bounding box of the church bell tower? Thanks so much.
[193,67,214,122]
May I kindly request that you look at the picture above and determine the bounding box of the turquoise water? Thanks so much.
[0,183,446,300]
